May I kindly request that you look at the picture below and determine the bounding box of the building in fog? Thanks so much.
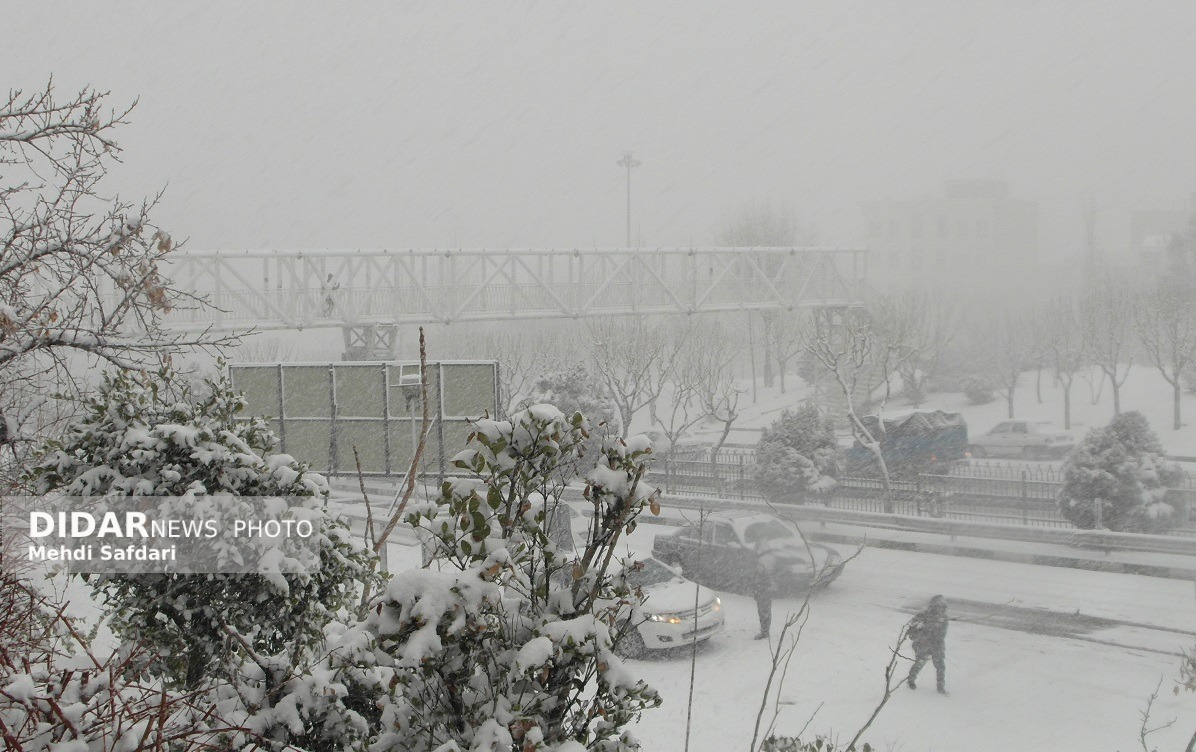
[1130,197,1194,274]
[861,180,1039,292]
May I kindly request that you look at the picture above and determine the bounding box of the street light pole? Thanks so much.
[617,150,640,247]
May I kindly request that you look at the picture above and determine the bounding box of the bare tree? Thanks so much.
[759,311,805,394]
[873,291,959,407]
[969,309,1033,420]
[1079,281,1135,416]
[690,322,745,494]
[449,326,569,416]
[802,307,908,505]
[232,334,296,363]
[1042,297,1087,430]
[1135,287,1196,430]
[1,81,233,489]
[586,316,686,436]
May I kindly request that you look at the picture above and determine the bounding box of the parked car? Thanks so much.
[968,420,1075,460]
[651,510,844,595]
[844,410,969,478]
[615,555,725,658]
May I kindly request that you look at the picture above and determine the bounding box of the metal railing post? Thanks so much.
[1021,470,1028,525]
[738,455,745,500]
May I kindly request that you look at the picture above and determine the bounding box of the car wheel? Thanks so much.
[1022,446,1042,461]
[615,624,647,660]
[968,445,986,459]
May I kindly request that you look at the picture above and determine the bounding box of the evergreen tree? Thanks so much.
[29,367,376,691]
[1058,411,1184,532]
[753,405,841,503]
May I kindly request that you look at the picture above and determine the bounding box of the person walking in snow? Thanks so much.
[752,550,776,640]
[906,594,949,694]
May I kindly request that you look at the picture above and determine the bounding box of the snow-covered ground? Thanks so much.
[41,358,1196,751]
[341,523,1194,752]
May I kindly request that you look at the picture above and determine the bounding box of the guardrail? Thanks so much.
[656,492,1196,558]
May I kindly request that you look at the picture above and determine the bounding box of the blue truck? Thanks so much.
[844,410,969,478]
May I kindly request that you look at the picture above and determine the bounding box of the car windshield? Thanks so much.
[625,558,679,589]
[743,520,795,546]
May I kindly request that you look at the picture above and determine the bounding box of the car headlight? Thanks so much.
[713,597,722,611]
[647,613,682,624]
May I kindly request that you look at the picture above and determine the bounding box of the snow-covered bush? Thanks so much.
[370,404,662,752]
[962,375,995,405]
[753,405,841,503]
[0,574,240,751]
[1057,411,1185,532]
[29,367,377,692]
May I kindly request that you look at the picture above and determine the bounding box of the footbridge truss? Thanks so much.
[164,247,867,337]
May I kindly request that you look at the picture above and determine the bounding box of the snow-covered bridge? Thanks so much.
[162,247,867,336]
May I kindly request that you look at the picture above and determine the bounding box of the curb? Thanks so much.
[801,529,1196,581]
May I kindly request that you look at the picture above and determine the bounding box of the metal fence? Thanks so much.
[650,455,1196,536]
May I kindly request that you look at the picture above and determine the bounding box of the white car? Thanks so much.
[968,420,1075,460]
[617,555,724,658]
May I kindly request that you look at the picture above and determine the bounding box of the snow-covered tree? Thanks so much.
[1134,287,1196,431]
[802,307,907,505]
[371,404,662,752]
[1,81,231,491]
[1057,411,1185,533]
[0,575,246,752]
[586,317,686,436]
[522,364,623,479]
[967,308,1033,420]
[29,366,376,692]
[1041,297,1087,430]
[1079,281,1135,416]
[753,405,841,504]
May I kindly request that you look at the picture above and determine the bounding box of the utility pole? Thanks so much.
[618,150,640,247]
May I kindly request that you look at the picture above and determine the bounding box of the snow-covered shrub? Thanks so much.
[963,375,995,405]
[1057,411,1185,532]
[753,405,841,503]
[370,404,661,752]
[29,367,378,692]
[0,574,238,752]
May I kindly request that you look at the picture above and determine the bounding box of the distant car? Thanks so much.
[968,420,1075,460]
[651,511,844,596]
[615,555,725,658]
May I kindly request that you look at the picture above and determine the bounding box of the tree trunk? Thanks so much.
[1111,381,1120,416]
[1062,382,1071,429]
[1006,388,1015,419]
[1035,366,1043,404]
[1175,379,1183,430]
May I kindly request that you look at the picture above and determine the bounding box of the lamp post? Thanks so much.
[617,150,640,247]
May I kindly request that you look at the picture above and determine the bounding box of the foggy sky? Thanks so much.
[5,1,1196,260]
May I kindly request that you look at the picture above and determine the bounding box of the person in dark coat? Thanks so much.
[752,552,775,640]
[906,594,949,694]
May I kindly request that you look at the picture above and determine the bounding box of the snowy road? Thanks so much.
[612,527,1196,752]
[358,506,1196,750]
